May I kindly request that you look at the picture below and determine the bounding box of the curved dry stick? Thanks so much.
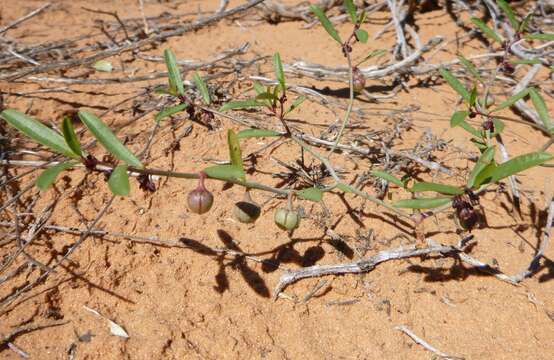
[285,28,440,81]
[274,238,517,298]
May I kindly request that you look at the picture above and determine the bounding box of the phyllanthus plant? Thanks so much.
[1,1,552,239]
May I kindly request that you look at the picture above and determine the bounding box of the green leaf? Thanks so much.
[492,118,505,136]
[393,197,451,209]
[253,81,266,95]
[528,88,552,130]
[310,5,342,44]
[155,103,188,122]
[491,88,529,112]
[450,112,482,138]
[236,128,281,139]
[256,92,278,101]
[284,95,306,115]
[62,116,82,156]
[450,111,469,127]
[468,146,495,188]
[357,49,386,66]
[469,85,478,107]
[36,161,74,190]
[163,48,184,96]
[458,55,482,82]
[488,151,553,183]
[1,109,75,157]
[524,33,554,41]
[470,17,504,44]
[343,0,357,23]
[219,99,267,112]
[92,60,113,72]
[204,164,245,182]
[297,187,323,202]
[355,29,368,43]
[370,170,405,188]
[78,111,143,169]
[108,165,130,196]
[336,182,354,193]
[510,58,541,65]
[273,53,286,93]
[227,129,243,171]
[439,68,470,102]
[192,72,210,105]
[496,0,519,29]
[410,182,464,195]
[518,13,532,32]
[470,138,488,151]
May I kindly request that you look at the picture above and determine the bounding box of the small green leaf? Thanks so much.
[236,128,281,139]
[488,151,553,183]
[253,81,266,95]
[61,116,82,157]
[344,0,357,23]
[36,161,74,190]
[492,118,505,136]
[450,111,469,127]
[468,146,495,188]
[410,182,464,195]
[393,197,451,209]
[470,17,504,44]
[284,95,306,115]
[192,72,211,105]
[297,187,323,202]
[370,170,405,188]
[491,88,529,112]
[219,99,267,112]
[458,55,482,82]
[518,13,532,32]
[510,58,541,65]
[273,53,286,93]
[227,129,243,171]
[310,5,342,44]
[470,138,488,151]
[469,86,478,107]
[528,88,552,130]
[108,165,130,196]
[256,92,278,101]
[357,49,386,66]
[336,183,354,193]
[155,103,188,122]
[496,0,519,29]
[204,164,245,182]
[355,29,368,43]
[92,60,113,72]
[78,111,143,169]
[439,68,470,102]
[1,109,75,157]
[524,33,554,41]
[164,48,184,96]
[450,112,482,138]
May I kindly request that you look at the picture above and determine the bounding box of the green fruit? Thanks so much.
[274,208,299,230]
[233,192,261,223]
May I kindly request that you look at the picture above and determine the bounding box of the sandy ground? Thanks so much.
[1,1,553,359]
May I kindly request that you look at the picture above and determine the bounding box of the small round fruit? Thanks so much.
[352,67,366,93]
[274,208,300,231]
[187,188,213,214]
[234,192,261,223]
